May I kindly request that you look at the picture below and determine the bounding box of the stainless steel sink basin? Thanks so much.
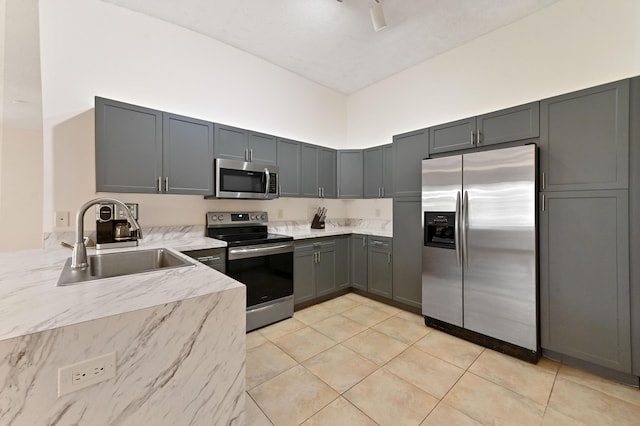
[57,248,194,286]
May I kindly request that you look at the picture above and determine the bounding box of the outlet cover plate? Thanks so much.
[58,352,116,397]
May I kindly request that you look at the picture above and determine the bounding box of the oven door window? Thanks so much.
[227,252,293,306]
[220,168,265,194]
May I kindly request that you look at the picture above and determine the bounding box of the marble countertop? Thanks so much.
[0,230,238,343]
[0,220,391,343]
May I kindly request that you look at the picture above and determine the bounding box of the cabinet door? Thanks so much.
[364,147,383,198]
[318,148,337,198]
[248,131,277,165]
[368,236,393,299]
[214,124,248,162]
[316,245,337,297]
[477,102,539,146]
[300,144,320,197]
[392,199,422,309]
[294,244,316,305]
[540,190,631,373]
[350,235,368,290]
[382,144,394,198]
[429,117,476,154]
[276,138,301,197]
[393,129,429,199]
[335,235,350,289]
[337,150,364,198]
[95,97,163,193]
[540,80,629,191]
[162,113,214,195]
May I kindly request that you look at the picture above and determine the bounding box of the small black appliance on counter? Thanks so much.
[95,202,139,249]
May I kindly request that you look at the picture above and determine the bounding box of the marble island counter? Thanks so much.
[0,226,245,426]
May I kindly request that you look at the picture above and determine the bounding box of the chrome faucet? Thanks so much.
[72,197,143,269]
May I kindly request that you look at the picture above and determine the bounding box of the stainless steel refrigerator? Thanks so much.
[421,144,538,361]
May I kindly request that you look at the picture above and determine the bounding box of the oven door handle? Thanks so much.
[228,242,293,260]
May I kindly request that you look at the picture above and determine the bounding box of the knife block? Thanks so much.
[311,214,325,229]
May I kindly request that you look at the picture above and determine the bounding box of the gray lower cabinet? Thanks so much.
[350,234,368,291]
[429,102,540,154]
[367,236,393,298]
[294,238,339,306]
[214,124,277,165]
[540,80,629,191]
[277,138,301,196]
[335,235,350,290]
[393,129,429,199]
[338,150,364,198]
[95,97,214,195]
[540,190,631,373]
[364,144,393,198]
[392,199,422,309]
[301,144,336,198]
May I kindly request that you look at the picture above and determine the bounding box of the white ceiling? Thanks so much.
[102,0,560,94]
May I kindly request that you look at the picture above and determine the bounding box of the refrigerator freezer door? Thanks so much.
[422,156,463,326]
[462,144,537,350]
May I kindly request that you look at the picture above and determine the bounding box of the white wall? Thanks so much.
[347,0,640,148]
[38,0,349,232]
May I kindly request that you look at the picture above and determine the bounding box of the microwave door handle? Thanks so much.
[264,168,270,198]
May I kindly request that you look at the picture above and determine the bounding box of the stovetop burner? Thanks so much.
[205,211,292,247]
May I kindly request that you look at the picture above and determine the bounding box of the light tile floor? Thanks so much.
[246,293,640,425]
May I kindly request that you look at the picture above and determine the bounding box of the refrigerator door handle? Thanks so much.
[455,191,462,267]
[462,190,469,267]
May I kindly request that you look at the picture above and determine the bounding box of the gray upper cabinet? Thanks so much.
[214,124,277,164]
[367,236,393,298]
[162,113,214,195]
[248,131,277,165]
[364,144,393,198]
[540,80,629,191]
[318,148,337,198]
[301,144,336,198]
[392,199,422,309]
[540,190,631,373]
[337,150,364,198]
[276,138,301,197]
[393,129,429,199]
[430,102,540,154]
[350,234,367,291]
[429,117,476,154]
[214,124,247,162]
[96,97,163,193]
[477,102,540,146]
[96,97,213,195]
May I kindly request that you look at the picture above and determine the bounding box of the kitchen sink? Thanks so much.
[57,248,194,286]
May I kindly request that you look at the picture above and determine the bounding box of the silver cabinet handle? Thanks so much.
[245,148,249,162]
[318,187,321,197]
[541,193,546,212]
[541,172,546,190]
[470,131,475,145]
[157,176,162,192]
[477,130,482,145]
[249,148,253,162]
[264,168,270,198]
[317,251,321,263]
[462,190,469,267]
[455,191,461,267]
[164,176,169,192]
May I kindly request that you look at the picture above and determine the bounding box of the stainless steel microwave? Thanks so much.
[214,158,279,199]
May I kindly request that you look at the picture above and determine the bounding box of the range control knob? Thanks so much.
[250,215,256,220]
[260,214,267,220]
[217,215,223,221]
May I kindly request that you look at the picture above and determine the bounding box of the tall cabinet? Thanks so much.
[539,79,632,374]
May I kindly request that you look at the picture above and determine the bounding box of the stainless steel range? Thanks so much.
[206,211,293,331]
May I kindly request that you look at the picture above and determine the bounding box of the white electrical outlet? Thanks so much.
[55,211,70,227]
[58,352,116,397]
